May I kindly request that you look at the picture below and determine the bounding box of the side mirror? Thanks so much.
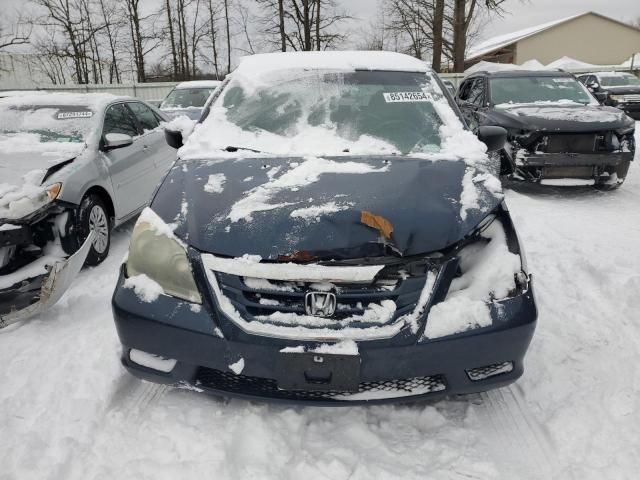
[164,128,183,149]
[593,91,608,104]
[477,126,507,152]
[104,133,133,150]
[587,82,600,91]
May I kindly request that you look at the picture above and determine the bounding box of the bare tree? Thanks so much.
[223,0,231,72]
[0,13,31,51]
[205,0,221,78]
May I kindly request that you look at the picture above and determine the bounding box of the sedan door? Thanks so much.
[101,102,158,220]
[127,101,176,183]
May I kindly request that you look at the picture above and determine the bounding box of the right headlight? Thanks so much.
[126,208,202,304]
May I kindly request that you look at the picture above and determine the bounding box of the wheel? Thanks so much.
[70,195,111,266]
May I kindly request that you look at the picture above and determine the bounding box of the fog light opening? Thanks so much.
[466,361,514,381]
[129,349,177,373]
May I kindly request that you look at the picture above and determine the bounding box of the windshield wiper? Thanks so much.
[224,145,263,154]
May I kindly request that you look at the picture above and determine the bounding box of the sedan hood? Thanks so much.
[150,156,502,260]
[490,103,630,132]
[0,149,80,187]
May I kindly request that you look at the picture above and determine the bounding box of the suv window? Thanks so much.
[467,78,485,106]
[103,103,139,137]
[128,102,160,131]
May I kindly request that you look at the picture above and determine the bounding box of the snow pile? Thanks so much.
[227,156,388,222]
[175,80,222,89]
[123,273,164,303]
[502,105,623,123]
[0,171,50,220]
[129,350,176,373]
[546,56,597,70]
[228,358,245,374]
[162,115,197,140]
[204,173,226,193]
[0,132,86,158]
[424,219,521,339]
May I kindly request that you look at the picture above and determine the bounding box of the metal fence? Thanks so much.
[1,67,637,100]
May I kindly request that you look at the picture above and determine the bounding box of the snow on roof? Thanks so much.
[236,51,429,75]
[175,80,222,89]
[0,90,48,98]
[0,92,125,110]
[621,53,640,68]
[545,56,597,70]
[467,12,587,60]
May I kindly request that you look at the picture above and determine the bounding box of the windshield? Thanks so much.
[161,88,215,109]
[490,76,595,105]
[599,75,640,87]
[200,70,446,155]
[0,104,95,143]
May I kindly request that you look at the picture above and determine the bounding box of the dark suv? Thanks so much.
[577,72,640,120]
[457,70,635,189]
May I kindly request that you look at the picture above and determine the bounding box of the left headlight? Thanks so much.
[126,208,202,304]
[45,182,62,201]
[610,94,625,102]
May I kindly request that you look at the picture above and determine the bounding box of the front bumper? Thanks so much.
[518,151,633,168]
[0,232,93,327]
[112,267,537,405]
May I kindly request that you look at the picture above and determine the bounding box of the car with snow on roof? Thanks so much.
[577,71,640,120]
[159,80,222,120]
[111,51,537,405]
[457,70,635,189]
[0,93,175,327]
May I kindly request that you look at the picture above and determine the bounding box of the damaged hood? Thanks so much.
[489,103,630,132]
[150,155,503,260]
[0,149,82,187]
[0,145,83,221]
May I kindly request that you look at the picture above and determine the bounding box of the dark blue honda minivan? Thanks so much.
[111,51,536,404]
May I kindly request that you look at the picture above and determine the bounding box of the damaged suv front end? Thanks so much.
[112,51,537,404]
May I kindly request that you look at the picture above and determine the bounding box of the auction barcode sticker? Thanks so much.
[57,111,93,119]
[383,92,429,103]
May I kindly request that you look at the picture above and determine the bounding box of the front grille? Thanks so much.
[216,271,430,330]
[466,361,514,381]
[195,367,446,402]
[622,94,640,103]
[546,134,599,154]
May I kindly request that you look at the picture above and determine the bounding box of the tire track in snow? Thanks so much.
[472,385,564,479]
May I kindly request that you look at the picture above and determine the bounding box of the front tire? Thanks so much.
[75,195,111,266]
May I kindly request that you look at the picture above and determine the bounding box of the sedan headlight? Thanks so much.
[610,94,626,102]
[126,208,202,304]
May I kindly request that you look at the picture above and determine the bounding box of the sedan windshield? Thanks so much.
[161,88,215,109]
[0,104,95,143]
[490,76,595,105]
[599,74,640,87]
[203,70,445,155]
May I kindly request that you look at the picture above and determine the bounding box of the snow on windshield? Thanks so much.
[179,53,488,163]
[0,93,115,148]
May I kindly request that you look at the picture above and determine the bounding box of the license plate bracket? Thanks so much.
[275,352,361,392]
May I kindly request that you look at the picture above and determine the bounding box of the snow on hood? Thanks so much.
[0,170,53,220]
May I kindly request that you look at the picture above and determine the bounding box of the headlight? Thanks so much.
[126,208,202,304]
[610,94,625,102]
[46,183,63,201]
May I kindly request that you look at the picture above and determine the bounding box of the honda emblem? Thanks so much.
[304,291,337,317]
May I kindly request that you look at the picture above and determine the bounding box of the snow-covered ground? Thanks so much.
[1,126,639,480]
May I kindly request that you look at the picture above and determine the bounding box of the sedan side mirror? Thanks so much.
[164,128,183,149]
[477,126,507,152]
[104,133,133,150]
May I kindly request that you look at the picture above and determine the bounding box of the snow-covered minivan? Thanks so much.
[112,51,537,404]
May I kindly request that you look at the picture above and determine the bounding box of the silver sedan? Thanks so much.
[0,93,175,325]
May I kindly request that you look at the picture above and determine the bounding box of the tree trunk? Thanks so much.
[453,0,466,73]
[432,0,444,72]
[224,0,231,72]
[278,0,286,51]
[315,0,321,50]
[208,0,220,78]
[302,0,311,50]
[166,0,179,79]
